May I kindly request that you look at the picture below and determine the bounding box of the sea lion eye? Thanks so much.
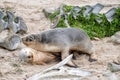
[26,35,35,42]
[25,38,33,42]
[28,55,31,58]
[28,38,33,42]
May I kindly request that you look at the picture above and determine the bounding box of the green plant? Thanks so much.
[48,5,120,39]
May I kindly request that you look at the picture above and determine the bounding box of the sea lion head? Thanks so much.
[19,48,33,62]
[22,34,38,47]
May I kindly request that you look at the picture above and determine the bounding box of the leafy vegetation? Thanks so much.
[48,5,120,39]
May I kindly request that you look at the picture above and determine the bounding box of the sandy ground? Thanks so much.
[0,0,120,80]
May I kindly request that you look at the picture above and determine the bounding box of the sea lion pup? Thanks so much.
[19,48,57,65]
[22,28,96,67]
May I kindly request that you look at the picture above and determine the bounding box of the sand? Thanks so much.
[0,0,120,80]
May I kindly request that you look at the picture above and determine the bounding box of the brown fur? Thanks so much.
[31,51,57,65]
[20,48,57,65]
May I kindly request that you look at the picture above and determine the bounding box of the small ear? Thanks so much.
[32,34,36,39]
[29,52,34,63]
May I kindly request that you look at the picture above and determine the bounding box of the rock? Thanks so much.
[107,63,120,72]
[105,8,116,23]
[111,31,120,44]
[0,31,21,50]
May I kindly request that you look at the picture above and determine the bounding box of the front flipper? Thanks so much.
[61,48,77,68]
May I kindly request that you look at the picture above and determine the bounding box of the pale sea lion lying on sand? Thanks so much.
[22,28,96,67]
[19,48,57,65]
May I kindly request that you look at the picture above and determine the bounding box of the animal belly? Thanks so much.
[35,44,62,52]
[70,42,91,53]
